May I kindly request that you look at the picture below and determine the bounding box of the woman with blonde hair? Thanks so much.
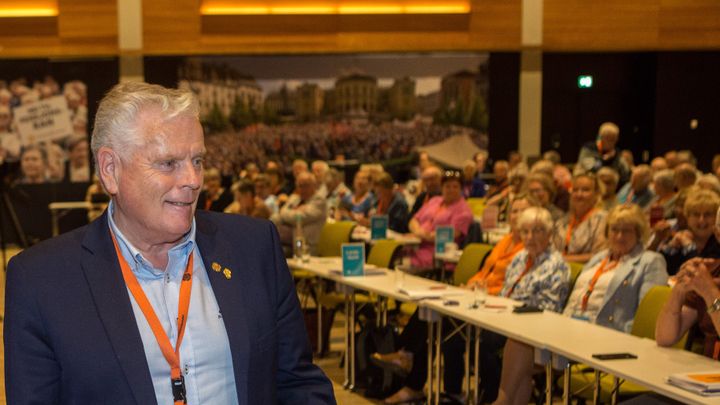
[553,173,607,263]
[660,188,720,275]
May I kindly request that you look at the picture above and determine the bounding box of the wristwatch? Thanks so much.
[708,297,720,314]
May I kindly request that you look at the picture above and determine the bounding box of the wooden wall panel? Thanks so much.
[1,0,720,58]
[658,0,720,49]
[0,0,116,57]
[544,0,660,50]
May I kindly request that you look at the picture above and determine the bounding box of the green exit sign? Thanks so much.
[578,75,593,89]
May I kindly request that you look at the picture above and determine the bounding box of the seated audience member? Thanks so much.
[271,172,327,255]
[554,173,608,263]
[253,174,279,215]
[486,160,510,199]
[462,159,486,198]
[324,168,351,219]
[713,154,720,179]
[574,121,630,185]
[597,166,620,212]
[64,136,90,183]
[363,172,409,233]
[677,150,697,166]
[409,165,443,218]
[697,173,720,196]
[311,160,330,198]
[265,167,286,197]
[674,162,698,192]
[650,156,669,174]
[620,149,635,172]
[407,170,473,272]
[341,169,374,221]
[474,149,490,175]
[15,144,48,184]
[507,150,528,173]
[496,204,668,405]
[647,187,690,252]
[651,169,677,219]
[656,207,720,359]
[493,207,571,405]
[531,159,570,212]
[412,150,433,180]
[375,196,533,404]
[660,189,720,275]
[197,168,233,212]
[525,172,564,222]
[665,150,679,169]
[225,180,271,219]
[240,161,259,181]
[542,149,573,191]
[486,164,528,223]
[617,164,656,210]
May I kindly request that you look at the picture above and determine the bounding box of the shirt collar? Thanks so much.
[107,200,196,276]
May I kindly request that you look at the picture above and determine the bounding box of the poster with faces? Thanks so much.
[1,77,90,184]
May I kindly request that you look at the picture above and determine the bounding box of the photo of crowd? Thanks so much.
[0,76,90,184]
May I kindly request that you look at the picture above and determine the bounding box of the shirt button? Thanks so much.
[622,280,628,286]
[608,315,614,322]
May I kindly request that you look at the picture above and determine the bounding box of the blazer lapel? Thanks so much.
[602,245,644,307]
[80,213,157,405]
[195,214,250,405]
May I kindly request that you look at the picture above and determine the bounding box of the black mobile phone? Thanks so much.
[513,305,543,314]
[443,300,459,306]
[592,353,638,360]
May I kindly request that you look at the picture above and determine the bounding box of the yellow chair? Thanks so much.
[466,197,486,217]
[453,243,494,287]
[567,261,585,292]
[367,239,401,268]
[293,221,356,282]
[569,285,688,402]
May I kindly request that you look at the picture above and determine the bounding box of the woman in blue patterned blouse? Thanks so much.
[494,206,571,405]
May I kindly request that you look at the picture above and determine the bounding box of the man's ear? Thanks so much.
[96,146,120,195]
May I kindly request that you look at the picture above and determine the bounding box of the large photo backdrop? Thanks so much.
[0,58,118,244]
[145,53,490,176]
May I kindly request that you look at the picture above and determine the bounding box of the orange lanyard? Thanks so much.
[564,208,595,253]
[376,197,389,215]
[580,256,619,311]
[506,256,534,298]
[110,232,194,405]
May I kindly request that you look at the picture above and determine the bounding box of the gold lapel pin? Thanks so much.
[211,262,221,272]
[223,268,232,280]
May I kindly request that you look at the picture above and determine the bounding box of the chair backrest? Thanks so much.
[567,261,585,292]
[466,198,486,217]
[316,221,356,257]
[631,285,688,349]
[367,240,401,268]
[453,243,494,286]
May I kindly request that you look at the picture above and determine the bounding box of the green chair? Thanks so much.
[567,261,585,292]
[316,221,356,257]
[367,239,401,268]
[569,285,688,402]
[467,197,486,217]
[452,243,494,287]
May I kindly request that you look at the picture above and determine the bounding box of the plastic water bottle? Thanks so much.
[293,214,309,262]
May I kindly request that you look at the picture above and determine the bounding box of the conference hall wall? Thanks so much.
[541,51,720,172]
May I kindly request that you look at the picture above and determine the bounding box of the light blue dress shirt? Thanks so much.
[108,202,239,405]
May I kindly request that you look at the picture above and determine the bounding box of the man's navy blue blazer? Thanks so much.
[4,210,336,405]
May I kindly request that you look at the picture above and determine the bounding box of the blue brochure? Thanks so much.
[342,243,365,277]
[370,215,389,240]
[435,226,455,254]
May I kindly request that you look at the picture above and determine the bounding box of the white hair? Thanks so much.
[91,82,198,169]
[517,207,554,233]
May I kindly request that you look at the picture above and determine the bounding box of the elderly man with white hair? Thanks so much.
[575,121,631,185]
[617,164,656,210]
